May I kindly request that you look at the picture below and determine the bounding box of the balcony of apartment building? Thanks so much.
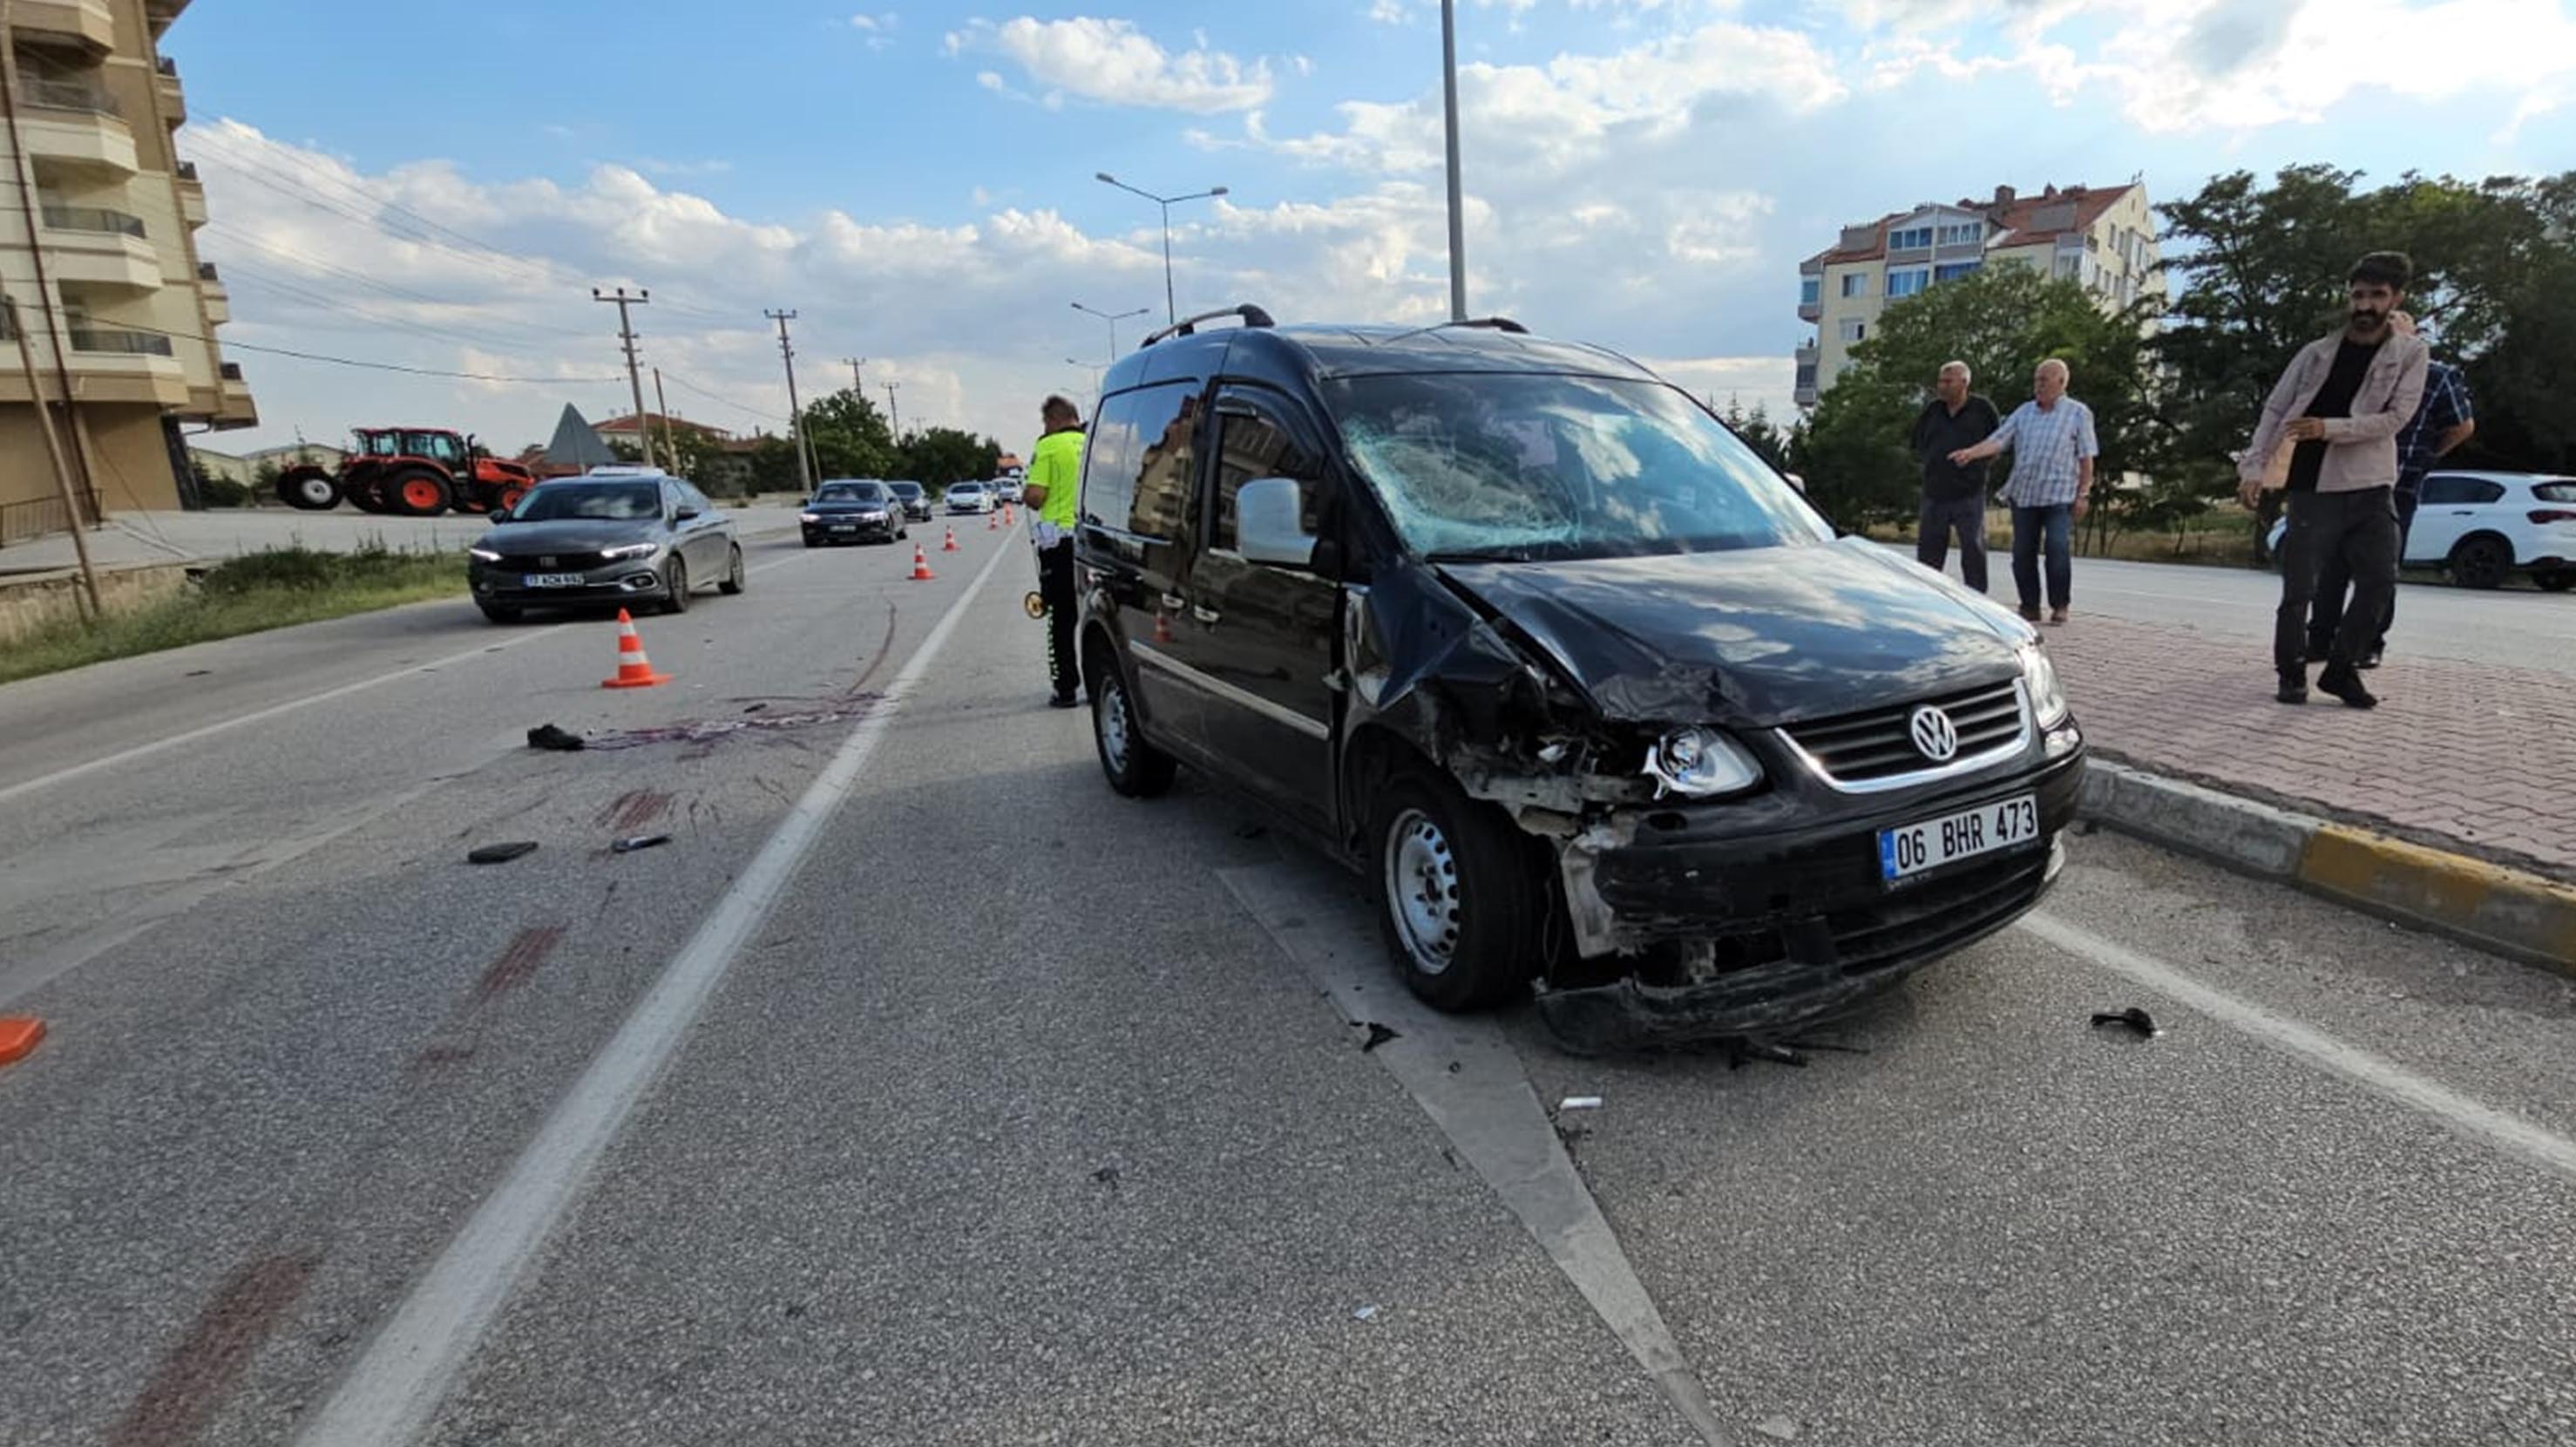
[36,197,160,290]
[146,0,191,38]
[1797,267,1821,324]
[196,259,227,323]
[173,159,205,227]
[216,357,255,426]
[153,56,184,126]
[10,1,118,55]
[1793,341,1820,410]
[10,63,138,176]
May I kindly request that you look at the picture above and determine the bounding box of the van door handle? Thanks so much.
[1193,605,1221,624]
[1162,593,1186,611]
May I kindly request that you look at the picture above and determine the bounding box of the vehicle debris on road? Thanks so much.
[611,834,672,853]
[1557,1095,1604,1111]
[1359,1022,1401,1052]
[1352,1304,1381,1321]
[465,841,539,865]
[2091,1007,2159,1038]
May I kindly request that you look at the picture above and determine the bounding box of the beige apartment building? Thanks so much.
[1794,181,2161,407]
[1,0,250,543]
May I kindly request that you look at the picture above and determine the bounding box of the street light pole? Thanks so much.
[1071,301,1149,362]
[1441,0,1468,322]
[1095,173,1230,325]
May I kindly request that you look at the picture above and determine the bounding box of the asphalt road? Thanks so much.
[1910,548,2574,676]
[4,521,2573,1446]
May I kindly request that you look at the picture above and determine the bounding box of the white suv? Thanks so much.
[2269,471,2576,591]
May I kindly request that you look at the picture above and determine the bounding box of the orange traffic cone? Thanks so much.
[1003,503,1016,526]
[909,543,937,581]
[943,526,959,553]
[0,1016,43,1067]
[600,608,672,689]
[986,509,999,532]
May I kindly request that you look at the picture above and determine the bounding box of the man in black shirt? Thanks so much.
[1908,360,2001,593]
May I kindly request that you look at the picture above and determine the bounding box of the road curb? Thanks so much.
[2078,759,2576,975]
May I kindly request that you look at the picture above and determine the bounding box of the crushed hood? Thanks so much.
[1433,537,2023,724]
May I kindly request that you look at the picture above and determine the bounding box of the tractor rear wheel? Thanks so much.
[345,475,393,513]
[387,466,452,518]
[275,465,342,511]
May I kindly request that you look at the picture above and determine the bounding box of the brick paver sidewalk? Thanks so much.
[2044,615,2575,882]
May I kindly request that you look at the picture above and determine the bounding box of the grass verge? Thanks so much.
[0,546,465,686]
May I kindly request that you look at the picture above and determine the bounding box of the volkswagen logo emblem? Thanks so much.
[1909,705,1960,762]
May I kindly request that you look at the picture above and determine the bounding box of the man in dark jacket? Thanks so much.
[1909,360,2000,593]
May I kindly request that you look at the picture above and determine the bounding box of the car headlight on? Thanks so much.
[800,512,822,523]
[468,547,503,563]
[600,542,659,561]
[2021,644,2070,727]
[1644,726,1764,799]
[860,511,886,522]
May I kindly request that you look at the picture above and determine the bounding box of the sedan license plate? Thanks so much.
[522,573,586,588]
[829,524,858,533]
[1879,794,2039,882]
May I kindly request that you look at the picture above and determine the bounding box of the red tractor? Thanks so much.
[274,427,539,517]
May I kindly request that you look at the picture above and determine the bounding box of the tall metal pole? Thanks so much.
[843,357,866,395]
[882,380,902,440]
[765,309,813,494]
[651,367,677,472]
[1158,200,1176,326]
[1097,175,1227,328]
[4,295,101,617]
[593,287,653,464]
[1441,0,1468,322]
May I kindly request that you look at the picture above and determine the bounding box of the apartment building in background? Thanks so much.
[1,0,250,542]
[1794,181,2161,408]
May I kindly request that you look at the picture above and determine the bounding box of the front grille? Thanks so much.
[1780,679,2024,784]
[1825,849,2051,973]
[498,552,612,571]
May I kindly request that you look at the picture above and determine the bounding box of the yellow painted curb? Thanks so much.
[2300,825,2576,974]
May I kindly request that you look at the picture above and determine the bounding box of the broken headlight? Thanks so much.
[1644,726,1762,799]
[2020,644,2069,727]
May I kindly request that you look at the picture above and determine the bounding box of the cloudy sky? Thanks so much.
[173,0,2576,460]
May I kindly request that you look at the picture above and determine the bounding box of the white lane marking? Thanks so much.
[289,535,1015,1447]
[1220,862,1736,1447]
[2022,911,2576,1185]
[0,548,821,809]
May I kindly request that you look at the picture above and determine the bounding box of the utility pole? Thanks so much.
[652,367,678,472]
[4,295,100,616]
[592,287,653,466]
[843,357,866,395]
[882,380,902,440]
[766,309,813,494]
[1440,0,1468,322]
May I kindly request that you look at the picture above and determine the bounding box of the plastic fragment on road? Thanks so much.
[612,834,672,854]
[1352,1305,1380,1322]
[1359,1022,1400,1052]
[2090,1006,2159,1038]
[0,1016,45,1067]
[1754,1416,1801,1441]
[466,841,539,866]
[526,724,586,751]
[1557,1096,1604,1111]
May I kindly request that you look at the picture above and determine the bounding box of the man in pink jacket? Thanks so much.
[2236,252,2428,708]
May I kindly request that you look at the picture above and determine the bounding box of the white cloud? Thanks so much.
[945,17,1275,113]
[631,157,736,178]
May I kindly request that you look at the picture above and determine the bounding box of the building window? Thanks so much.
[1888,268,1929,299]
[1890,226,1933,249]
[1840,273,1868,298]
[1839,319,1866,342]
[2056,253,2081,280]
[1799,276,1820,307]
[1937,222,1982,246]
[1794,363,1818,390]
[1935,261,1981,283]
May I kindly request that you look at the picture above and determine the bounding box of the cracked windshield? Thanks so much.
[3,2,2572,1445]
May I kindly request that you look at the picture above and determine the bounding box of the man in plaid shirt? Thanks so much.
[2304,311,2473,668]
[1949,357,2098,625]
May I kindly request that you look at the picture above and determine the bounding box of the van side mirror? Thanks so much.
[1237,477,1317,569]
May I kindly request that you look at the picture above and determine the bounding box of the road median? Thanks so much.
[2081,757,2576,974]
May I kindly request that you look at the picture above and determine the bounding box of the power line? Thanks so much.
[203,220,597,340]
[218,255,589,357]
[657,367,784,424]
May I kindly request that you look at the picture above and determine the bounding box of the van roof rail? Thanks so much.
[1381,316,1529,344]
[1140,304,1276,349]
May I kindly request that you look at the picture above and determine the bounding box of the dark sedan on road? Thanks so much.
[468,468,742,622]
[801,479,908,547]
[887,480,934,522]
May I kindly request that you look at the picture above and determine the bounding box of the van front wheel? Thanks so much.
[1371,771,1540,1013]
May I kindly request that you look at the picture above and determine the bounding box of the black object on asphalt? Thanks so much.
[466,841,539,865]
[612,833,672,853]
[743,702,769,713]
[1360,1022,1400,1053]
[2091,1007,2158,1038]
[526,724,586,751]
[1092,1165,1122,1193]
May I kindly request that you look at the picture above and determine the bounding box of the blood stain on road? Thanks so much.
[104,1253,321,1447]
[474,925,567,1002]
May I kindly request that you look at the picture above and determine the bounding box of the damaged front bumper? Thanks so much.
[1531,749,2085,1054]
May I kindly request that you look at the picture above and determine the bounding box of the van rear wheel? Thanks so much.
[1371,771,1540,1013]
[1091,662,1175,798]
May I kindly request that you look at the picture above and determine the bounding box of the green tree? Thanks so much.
[1718,399,1795,474]
[1795,262,2156,540]
[747,434,804,493]
[894,427,1005,488]
[797,389,898,481]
